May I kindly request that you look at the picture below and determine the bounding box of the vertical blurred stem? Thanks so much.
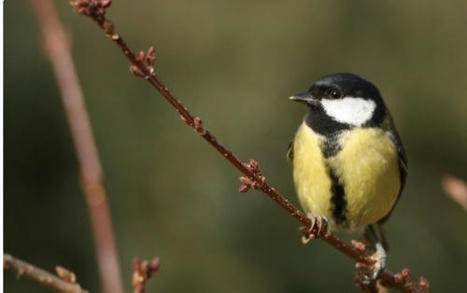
[31,2,124,293]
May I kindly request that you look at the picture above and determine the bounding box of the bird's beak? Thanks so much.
[289,92,320,106]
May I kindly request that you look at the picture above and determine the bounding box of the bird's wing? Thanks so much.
[378,117,408,224]
[286,140,294,161]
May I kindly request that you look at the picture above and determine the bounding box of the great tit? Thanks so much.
[288,72,407,278]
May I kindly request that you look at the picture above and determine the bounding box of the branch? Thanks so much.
[69,1,429,292]
[442,174,467,211]
[4,254,89,293]
[30,2,124,293]
[132,257,161,293]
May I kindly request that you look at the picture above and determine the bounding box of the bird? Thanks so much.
[288,72,407,280]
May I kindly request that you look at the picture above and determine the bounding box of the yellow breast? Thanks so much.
[293,122,401,232]
[293,123,333,219]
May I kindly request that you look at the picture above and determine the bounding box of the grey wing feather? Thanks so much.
[287,140,294,161]
[378,129,408,224]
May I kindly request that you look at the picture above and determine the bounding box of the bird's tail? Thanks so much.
[363,223,389,252]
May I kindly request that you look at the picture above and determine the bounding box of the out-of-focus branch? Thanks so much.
[132,257,161,293]
[30,2,124,293]
[442,174,467,211]
[69,1,429,292]
[4,254,89,293]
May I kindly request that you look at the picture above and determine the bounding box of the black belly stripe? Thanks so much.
[321,133,342,158]
[328,167,347,225]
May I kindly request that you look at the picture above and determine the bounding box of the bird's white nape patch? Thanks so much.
[321,97,376,126]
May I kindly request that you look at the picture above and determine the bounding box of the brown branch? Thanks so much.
[132,257,161,293]
[69,0,369,266]
[4,254,89,293]
[442,174,467,211]
[30,2,124,293]
[69,1,429,292]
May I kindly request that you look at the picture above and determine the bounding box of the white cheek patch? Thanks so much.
[321,97,376,126]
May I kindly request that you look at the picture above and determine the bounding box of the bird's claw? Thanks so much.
[300,213,328,244]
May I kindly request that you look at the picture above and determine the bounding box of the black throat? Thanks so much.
[304,104,350,136]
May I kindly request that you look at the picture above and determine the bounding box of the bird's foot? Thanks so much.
[355,242,387,285]
[300,213,329,244]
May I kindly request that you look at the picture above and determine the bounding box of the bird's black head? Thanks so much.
[290,73,386,134]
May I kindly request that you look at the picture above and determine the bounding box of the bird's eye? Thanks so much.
[330,89,341,99]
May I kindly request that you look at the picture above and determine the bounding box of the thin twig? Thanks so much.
[69,0,369,265]
[132,257,161,293]
[442,174,467,211]
[4,254,89,293]
[30,2,124,293]
[69,1,429,292]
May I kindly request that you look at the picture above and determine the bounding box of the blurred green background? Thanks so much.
[5,1,467,292]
